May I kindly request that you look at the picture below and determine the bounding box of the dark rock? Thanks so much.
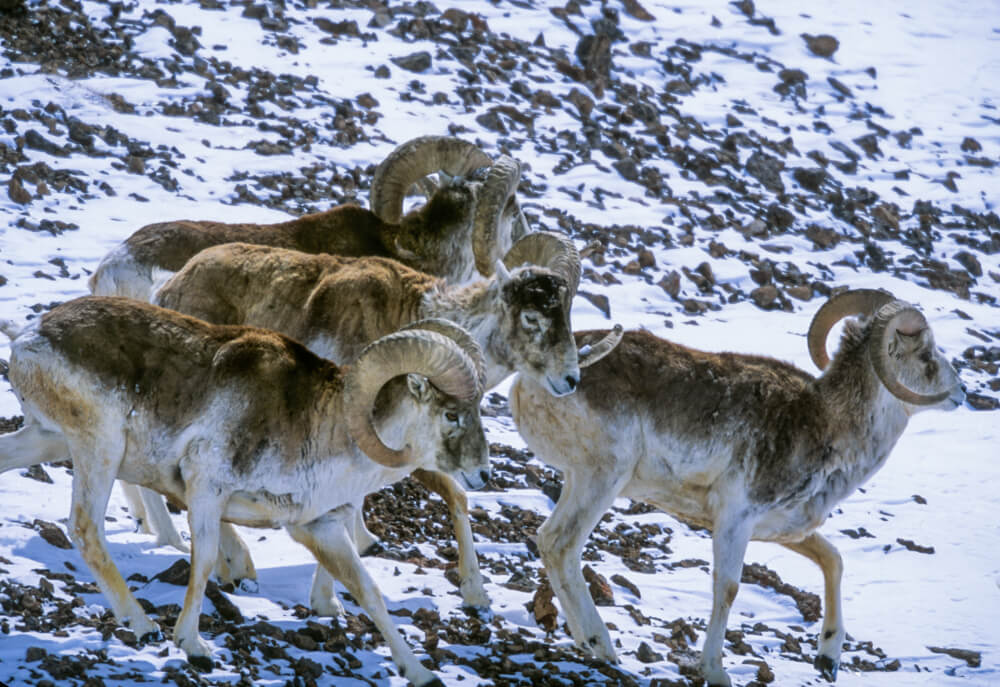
[610,573,641,599]
[659,271,681,298]
[528,577,558,632]
[578,291,611,318]
[896,538,934,554]
[622,0,655,21]
[750,285,783,310]
[391,51,432,73]
[745,151,785,193]
[205,581,243,623]
[24,129,67,156]
[314,18,360,37]
[636,641,663,663]
[154,559,191,586]
[792,167,826,192]
[22,464,52,483]
[927,646,982,668]
[582,565,614,606]
[954,251,983,277]
[32,520,72,549]
[26,646,47,662]
[960,137,982,153]
[8,175,31,203]
[802,33,839,58]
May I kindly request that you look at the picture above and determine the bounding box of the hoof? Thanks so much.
[139,629,164,645]
[237,577,260,594]
[188,655,214,673]
[815,654,839,682]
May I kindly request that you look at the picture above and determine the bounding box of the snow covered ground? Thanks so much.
[0,0,997,685]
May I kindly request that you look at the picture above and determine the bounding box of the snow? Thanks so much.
[0,0,998,685]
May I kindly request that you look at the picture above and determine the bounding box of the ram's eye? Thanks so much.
[445,411,459,423]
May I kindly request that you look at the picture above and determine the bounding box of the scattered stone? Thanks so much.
[927,646,981,668]
[391,51,432,73]
[154,559,191,586]
[636,641,663,663]
[582,565,614,606]
[610,573,641,599]
[802,33,839,58]
[895,538,935,554]
[32,520,72,549]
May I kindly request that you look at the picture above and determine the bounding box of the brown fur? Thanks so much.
[36,297,343,475]
[574,328,858,507]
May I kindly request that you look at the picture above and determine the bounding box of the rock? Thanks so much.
[154,559,191,586]
[896,538,934,554]
[954,251,983,277]
[637,249,656,269]
[802,33,839,58]
[578,291,611,318]
[582,565,614,606]
[745,151,785,193]
[528,577,558,632]
[967,392,999,410]
[621,0,655,21]
[636,641,663,663]
[32,520,72,549]
[961,136,982,153]
[792,167,826,192]
[8,175,31,204]
[750,284,782,310]
[805,224,840,249]
[927,646,982,668]
[659,271,681,297]
[25,646,47,662]
[610,573,641,599]
[205,580,243,623]
[22,464,52,483]
[391,51,431,73]
[24,129,67,156]
[313,18,360,37]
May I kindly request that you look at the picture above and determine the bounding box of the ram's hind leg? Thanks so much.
[412,468,490,611]
[783,532,845,681]
[536,467,626,663]
[289,506,441,687]
[0,419,69,472]
[67,435,160,641]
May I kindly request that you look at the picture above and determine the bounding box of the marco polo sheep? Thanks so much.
[0,296,488,686]
[509,289,965,686]
[89,135,526,556]
[90,135,527,302]
[153,230,583,613]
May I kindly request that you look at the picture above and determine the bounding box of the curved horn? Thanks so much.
[868,302,953,405]
[344,330,481,468]
[807,288,895,370]
[503,231,582,300]
[578,325,624,368]
[472,155,522,276]
[371,136,491,224]
[400,318,486,394]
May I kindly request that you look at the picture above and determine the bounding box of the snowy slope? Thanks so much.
[0,0,997,685]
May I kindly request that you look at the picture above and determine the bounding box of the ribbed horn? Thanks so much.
[503,232,581,303]
[400,318,486,394]
[344,330,481,468]
[371,136,491,224]
[868,302,953,405]
[472,156,522,277]
[807,288,895,370]
[578,325,624,368]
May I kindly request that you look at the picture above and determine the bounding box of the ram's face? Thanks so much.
[500,268,580,397]
[401,374,490,490]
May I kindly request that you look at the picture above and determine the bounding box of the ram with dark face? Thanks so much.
[0,296,488,687]
[153,231,583,613]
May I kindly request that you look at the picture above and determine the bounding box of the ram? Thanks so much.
[90,135,525,555]
[0,296,487,687]
[89,135,527,301]
[153,231,583,612]
[509,289,965,686]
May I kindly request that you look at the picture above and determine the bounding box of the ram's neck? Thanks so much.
[422,279,512,390]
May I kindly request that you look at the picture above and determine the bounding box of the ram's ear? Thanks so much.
[406,374,431,401]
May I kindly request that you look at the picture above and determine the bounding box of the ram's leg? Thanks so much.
[0,419,68,472]
[700,513,754,687]
[215,522,258,592]
[783,532,845,682]
[289,507,441,687]
[536,467,624,663]
[412,468,490,611]
[67,440,160,641]
[173,481,225,671]
[137,486,192,553]
[120,482,153,535]
[352,505,382,556]
[309,564,345,617]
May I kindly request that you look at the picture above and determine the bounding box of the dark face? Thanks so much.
[500,269,580,397]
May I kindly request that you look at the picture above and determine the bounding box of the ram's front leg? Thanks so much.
[784,532,845,681]
[173,480,225,672]
[412,469,490,611]
[289,507,442,687]
[701,511,755,687]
